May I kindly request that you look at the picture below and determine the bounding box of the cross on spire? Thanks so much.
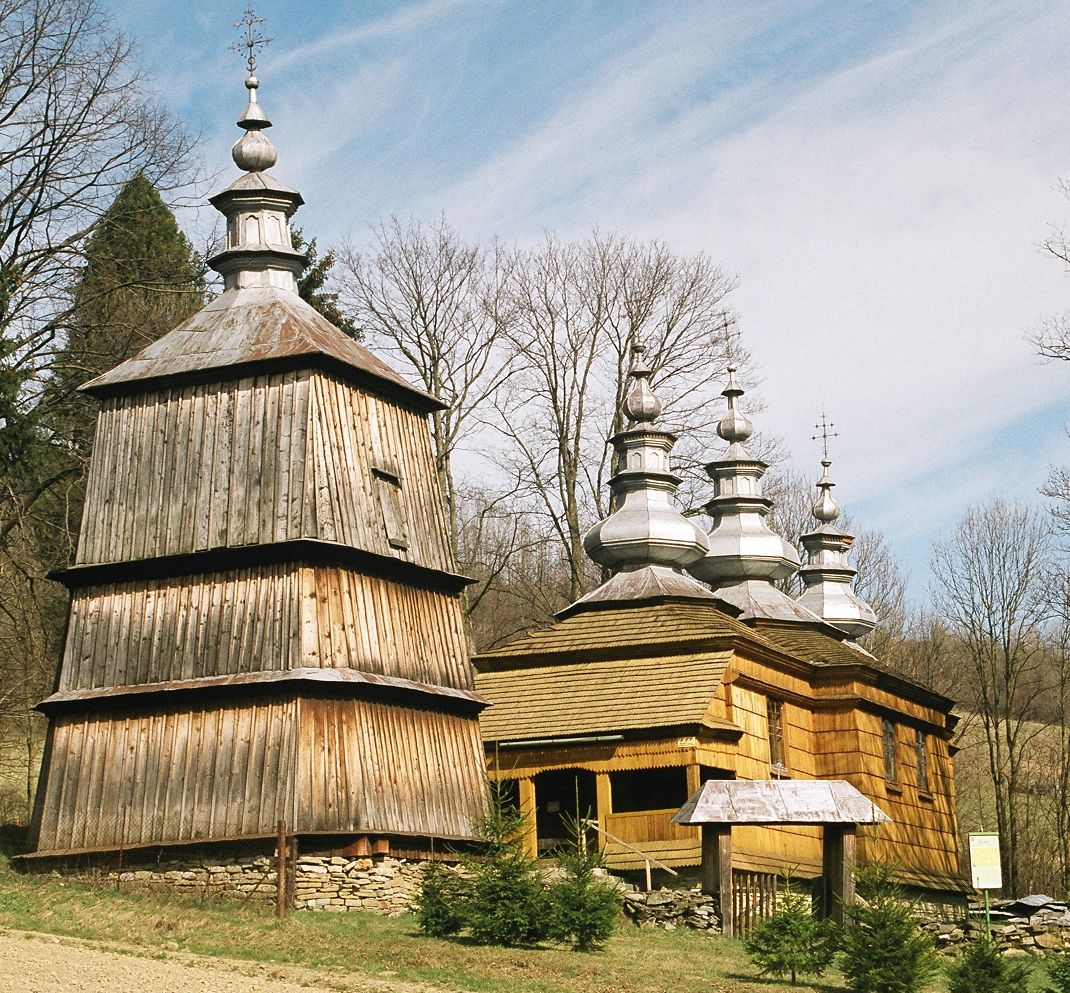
[811,412,838,461]
[230,6,271,73]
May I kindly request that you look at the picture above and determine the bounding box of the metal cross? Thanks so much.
[230,7,271,73]
[812,412,838,461]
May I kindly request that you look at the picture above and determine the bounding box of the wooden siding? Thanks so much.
[60,564,472,692]
[35,695,487,853]
[77,371,454,574]
[296,697,487,839]
[479,637,963,891]
[306,374,452,571]
[36,697,299,852]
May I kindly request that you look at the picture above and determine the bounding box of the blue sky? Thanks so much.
[110,0,1070,602]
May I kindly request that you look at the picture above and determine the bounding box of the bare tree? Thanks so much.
[0,0,197,385]
[1039,563,1070,897]
[0,0,197,821]
[493,232,741,601]
[336,217,516,548]
[931,499,1053,894]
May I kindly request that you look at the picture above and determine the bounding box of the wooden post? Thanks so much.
[518,778,537,858]
[822,824,856,924]
[275,819,287,919]
[701,823,734,936]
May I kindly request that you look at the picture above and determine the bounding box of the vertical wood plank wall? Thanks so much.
[77,372,454,573]
[61,565,473,692]
[36,697,299,851]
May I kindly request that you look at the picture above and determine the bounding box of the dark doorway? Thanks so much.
[533,768,596,854]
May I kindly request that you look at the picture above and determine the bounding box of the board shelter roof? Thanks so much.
[477,650,734,742]
[673,779,891,826]
[80,285,443,413]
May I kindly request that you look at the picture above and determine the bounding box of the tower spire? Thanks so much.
[573,340,711,609]
[795,429,876,638]
[206,9,305,293]
[686,364,813,622]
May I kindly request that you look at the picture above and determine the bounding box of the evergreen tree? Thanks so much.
[1046,950,1070,993]
[744,880,838,985]
[838,863,940,993]
[46,172,203,458]
[414,860,468,938]
[946,937,1033,993]
[292,228,360,338]
[546,815,621,952]
[461,784,549,947]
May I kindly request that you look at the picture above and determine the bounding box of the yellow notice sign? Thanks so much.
[968,832,1002,890]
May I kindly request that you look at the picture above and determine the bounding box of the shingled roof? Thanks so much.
[474,599,776,668]
[477,650,735,742]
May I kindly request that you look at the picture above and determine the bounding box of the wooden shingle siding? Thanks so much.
[60,564,472,692]
[78,372,454,573]
[35,697,299,852]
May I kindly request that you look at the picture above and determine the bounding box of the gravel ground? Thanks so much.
[0,929,444,993]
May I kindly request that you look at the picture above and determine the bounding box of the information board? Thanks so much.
[968,832,1002,890]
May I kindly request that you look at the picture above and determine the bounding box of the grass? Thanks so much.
[0,856,1051,993]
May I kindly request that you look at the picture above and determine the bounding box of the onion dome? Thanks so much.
[206,69,305,293]
[687,366,812,621]
[795,458,877,639]
[582,343,710,579]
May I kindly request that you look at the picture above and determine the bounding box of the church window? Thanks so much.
[372,462,409,551]
[767,697,787,773]
[915,729,929,793]
[883,719,898,784]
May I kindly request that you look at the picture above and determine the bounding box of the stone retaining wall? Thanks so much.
[924,909,1070,959]
[622,886,721,931]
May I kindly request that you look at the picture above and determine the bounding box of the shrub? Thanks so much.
[946,936,1033,993]
[414,860,467,938]
[837,862,940,993]
[743,883,838,985]
[546,818,621,952]
[1044,949,1070,993]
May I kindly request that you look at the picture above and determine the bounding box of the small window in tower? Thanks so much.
[767,697,787,773]
[915,728,929,793]
[372,463,409,551]
[883,719,898,784]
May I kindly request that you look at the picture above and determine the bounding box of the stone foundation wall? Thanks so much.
[294,856,427,913]
[84,853,434,915]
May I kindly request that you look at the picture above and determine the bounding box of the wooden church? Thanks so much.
[25,65,487,862]
[474,351,967,904]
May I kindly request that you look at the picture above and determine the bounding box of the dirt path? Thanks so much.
[0,929,449,993]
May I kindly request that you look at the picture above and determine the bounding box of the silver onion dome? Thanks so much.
[582,342,709,575]
[688,367,802,598]
[795,457,877,638]
[232,74,279,172]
